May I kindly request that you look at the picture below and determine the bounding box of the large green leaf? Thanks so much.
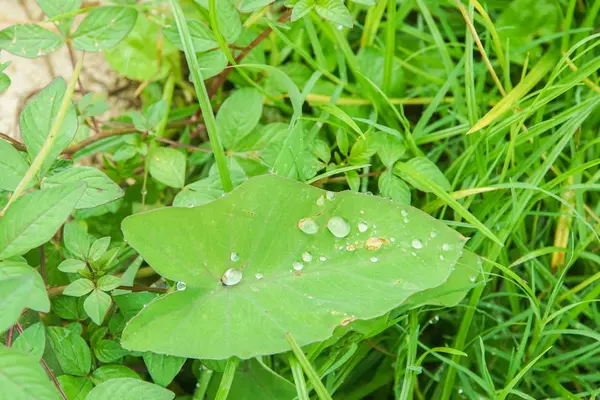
[0,139,29,191]
[46,325,92,376]
[148,147,186,189]
[41,166,124,209]
[0,183,86,260]
[0,24,64,58]
[216,87,263,149]
[72,7,138,52]
[0,261,50,333]
[86,378,174,400]
[121,175,475,359]
[163,20,217,52]
[13,322,46,360]
[0,345,61,400]
[19,78,78,176]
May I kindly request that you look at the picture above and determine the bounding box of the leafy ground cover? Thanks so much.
[0,0,599,399]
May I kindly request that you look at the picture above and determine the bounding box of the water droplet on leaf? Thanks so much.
[358,222,368,232]
[222,268,242,286]
[411,239,423,249]
[176,281,187,291]
[230,252,240,262]
[401,210,408,217]
[293,261,304,271]
[430,231,437,238]
[316,195,325,206]
[319,256,327,262]
[302,252,313,262]
[469,275,476,282]
[370,257,379,263]
[255,272,263,280]
[442,243,450,251]
[326,191,336,201]
[298,218,319,234]
[327,216,350,238]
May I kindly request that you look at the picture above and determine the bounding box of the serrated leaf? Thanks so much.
[336,129,349,155]
[42,166,124,209]
[98,275,121,291]
[216,88,263,149]
[13,322,46,360]
[197,50,228,79]
[0,261,49,333]
[143,352,186,387]
[149,147,186,189]
[47,325,92,376]
[91,365,141,385]
[291,0,315,21]
[0,183,86,260]
[19,79,78,175]
[56,375,93,400]
[0,345,60,400]
[216,0,242,43]
[396,157,451,192]
[37,0,82,36]
[377,133,405,168]
[378,171,410,204]
[84,289,112,325]
[0,24,64,58]
[72,7,138,51]
[0,139,29,191]
[63,278,95,297]
[51,295,86,320]
[94,340,128,363]
[163,20,217,52]
[58,259,87,273]
[63,222,90,260]
[315,0,353,27]
[86,378,174,400]
[89,236,111,261]
[238,0,276,12]
[120,175,477,359]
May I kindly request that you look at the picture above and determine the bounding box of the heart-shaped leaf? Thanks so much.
[121,175,477,359]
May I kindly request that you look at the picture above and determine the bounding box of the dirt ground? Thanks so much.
[0,0,130,140]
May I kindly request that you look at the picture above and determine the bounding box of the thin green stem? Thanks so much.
[382,0,396,93]
[214,357,240,400]
[1,55,84,215]
[289,355,310,400]
[285,332,333,400]
[168,0,232,192]
[193,368,214,400]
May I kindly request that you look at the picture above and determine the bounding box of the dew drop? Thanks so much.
[439,255,444,260]
[255,272,263,280]
[360,210,365,214]
[316,195,325,206]
[337,24,344,30]
[370,257,379,263]
[469,275,476,283]
[302,252,313,262]
[401,210,408,217]
[327,216,351,238]
[326,191,336,201]
[411,239,423,249]
[222,268,242,286]
[358,222,368,232]
[430,231,437,238]
[390,237,396,242]
[404,217,409,223]
[293,261,304,271]
[442,243,450,251]
[230,252,240,262]
[298,218,319,234]
[319,256,327,262]
[176,281,186,291]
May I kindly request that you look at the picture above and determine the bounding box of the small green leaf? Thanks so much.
[86,378,175,400]
[143,352,186,387]
[58,259,87,273]
[0,183,86,260]
[0,345,60,400]
[313,139,331,163]
[0,24,64,58]
[42,166,124,209]
[378,171,411,204]
[0,72,10,92]
[63,222,90,260]
[51,296,86,321]
[145,100,168,131]
[84,289,112,325]
[238,0,276,12]
[395,157,451,192]
[20,78,78,175]
[47,325,92,376]
[336,129,349,155]
[377,133,405,168]
[197,50,228,79]
[163,20,217,52]
[37,0,83,36]
[91,365,141,385]
[215,0,242,43]
[56,375,93,400]
[94,340,128,363]
[89,237,111,261]
[0,139,29,192]
[216,88,263,149]
[315,0,353,27]
[72,7,138,51]
[77,93,110,117]
[322,104,364,138]
[63,278,95,297]
[149,147,186,189]
[291,0,315,21]
[98,275,121,292]
[13,322,46,360]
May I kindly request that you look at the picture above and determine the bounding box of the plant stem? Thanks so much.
[168,0,232,192]
[285,332,333,400]
[193,368,214,400]
[39,245,46,285]
[1,55,84,215]
[289,354,310,400]
[214,357,240,400]
[382,0,396,93]
[0,132,26,151]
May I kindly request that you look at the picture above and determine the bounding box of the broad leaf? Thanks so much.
[163,20,217,52]
[57,259,87,273]
[20,78,78,175]
[0,345,60,400]
[94,340,128,363]
[378,172,410,204]
[13,322,46,360]
[395,157,451,192]
[63,222,90,260]
[197,50,228,79]
[0,139,29,191]
[86,378,175,400]
[239,0,276,12]
[121,175,475,359]
[143,352,186,387]
[84,289,112,325]
[216,0,242,43]
[216,87,263,149]
[315,0,353,27]
[149,147,186,189]
[72,7,138,51]
[291,0,315,21]
[42,167,124,209]
[0,183,86,260]
[0,24,64,58]
[47,325,92,376]
[89,237,111,261]
[56,375,93,400]
[63,278,95,297]
[0,261,49,333]
[98,275,121,291]
[91,365,141,385]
